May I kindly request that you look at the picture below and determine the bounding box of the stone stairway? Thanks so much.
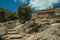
[2,29,22,40]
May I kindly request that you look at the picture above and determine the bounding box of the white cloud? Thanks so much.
[14,0,17,2]
[19,0,25,2]
[29,0,60,10]
[14,0,27,4]
[19,0,29,4]
[14,0,60,10]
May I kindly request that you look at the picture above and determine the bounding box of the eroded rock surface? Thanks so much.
[0,20,60,40]
[0,25,7,36]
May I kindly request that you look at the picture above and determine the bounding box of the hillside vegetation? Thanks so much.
[0,4,32,24]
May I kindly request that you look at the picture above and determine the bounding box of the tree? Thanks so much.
[0,7,18,22]
[17,4,32,24]
[0,10,6,22]
[5,12,18,21]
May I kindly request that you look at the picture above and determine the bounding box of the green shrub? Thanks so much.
[17,4,32,24]
[0,8,18,22]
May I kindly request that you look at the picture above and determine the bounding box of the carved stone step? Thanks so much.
[2,35,10,40]
[8,31,18,34]
[7,29,16,31]
[10,39,21,40]
[8,34,22,38]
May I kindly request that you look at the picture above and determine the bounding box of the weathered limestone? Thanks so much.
[2,29,22,40]
[0,27,7,36]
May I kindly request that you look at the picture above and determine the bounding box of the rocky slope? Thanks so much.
[0,19,60,40]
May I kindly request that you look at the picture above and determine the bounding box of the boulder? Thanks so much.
[0,27,7,36]
[22,21,50,34]
[22,21,37,34]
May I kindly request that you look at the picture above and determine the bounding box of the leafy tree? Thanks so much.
[17,4,32,24]
[0,10,6,22]
[0,7,18,22]
[5,12,18,21]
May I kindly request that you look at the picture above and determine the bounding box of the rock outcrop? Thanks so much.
[0,20,60,40]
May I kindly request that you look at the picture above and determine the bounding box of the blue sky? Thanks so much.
[0,0,60,12]
[0,0,21,11]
